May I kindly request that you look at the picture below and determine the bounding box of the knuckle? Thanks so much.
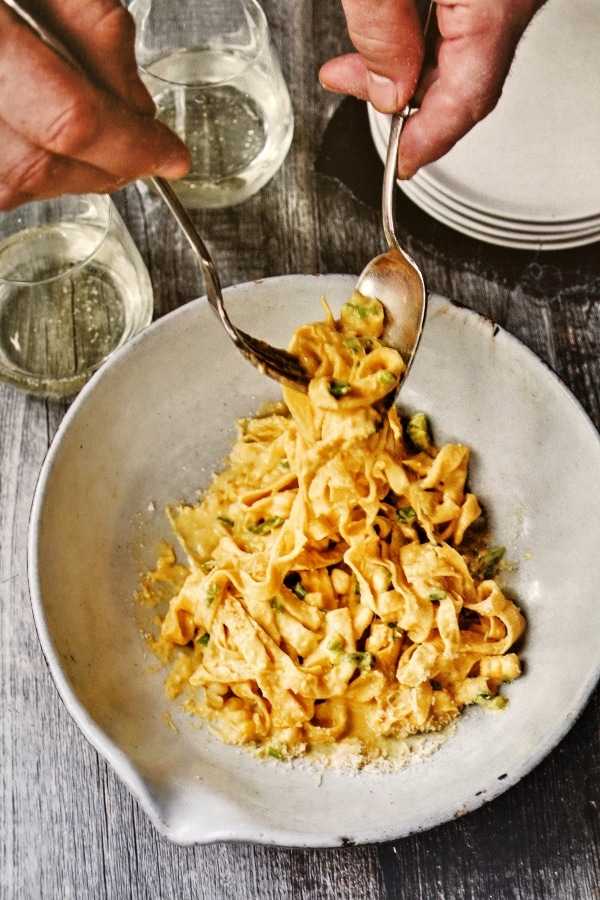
[441,79,501,133]
[350,30,405,67]
[464,85,502,125]
[6,147,59,195]
[93,3,136,47]
[42,97,102,158]
[0,179,31,211]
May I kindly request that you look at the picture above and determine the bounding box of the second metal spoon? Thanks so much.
[355,110,427,396]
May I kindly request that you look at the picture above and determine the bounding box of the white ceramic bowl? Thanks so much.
[28,275,600,846]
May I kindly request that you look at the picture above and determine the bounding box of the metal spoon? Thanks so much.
[355,109,427,393]
[149,178,311,391]
[354,0,434,394]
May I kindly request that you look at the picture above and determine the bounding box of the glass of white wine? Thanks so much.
[0,194,154,397]
[131,0,294,209]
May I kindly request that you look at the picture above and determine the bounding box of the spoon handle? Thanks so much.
[149,176,237,343]
[382,0,435,251]
[382,110,408,251]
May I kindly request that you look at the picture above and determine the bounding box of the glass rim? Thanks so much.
[138,0,269,88]
[0,194,112,287]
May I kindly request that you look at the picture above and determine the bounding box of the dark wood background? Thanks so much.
[1,0,599,896]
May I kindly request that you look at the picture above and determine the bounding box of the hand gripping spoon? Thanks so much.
[0,0,310,390]
[3,0,429,397]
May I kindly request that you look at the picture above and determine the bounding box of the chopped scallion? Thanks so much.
[475,693,507,711]
[204,581,221,606]
[343,337,362,355]
[327,634,345,652]
[342,301,380,320]
[292,581,307,599]
[247,516,285,535]
[476,547,506,580]
[329,380,352,398]
[346,650,374,672]
[406,411,432,452]
[216,516,234,528]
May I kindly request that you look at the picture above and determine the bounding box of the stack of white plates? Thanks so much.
[368,0,600,250]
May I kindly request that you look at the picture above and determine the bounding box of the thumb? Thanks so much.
[320,0,424,112]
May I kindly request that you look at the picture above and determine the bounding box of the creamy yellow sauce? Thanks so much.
[139,294,525,768]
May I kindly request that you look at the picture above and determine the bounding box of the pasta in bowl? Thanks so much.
[28,275,600,846]
[142,295,525,766]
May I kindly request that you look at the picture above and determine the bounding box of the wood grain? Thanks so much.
[1,1,599,897]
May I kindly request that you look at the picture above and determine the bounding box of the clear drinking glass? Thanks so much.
[130,0,294,209]
[0,194,154,397]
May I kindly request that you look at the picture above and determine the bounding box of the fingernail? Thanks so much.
[367,71,398,113]
[155,151,191,179]
[398,163,419,181]
[398,163,417,180]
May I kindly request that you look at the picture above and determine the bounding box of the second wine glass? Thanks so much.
[131,0,294,209]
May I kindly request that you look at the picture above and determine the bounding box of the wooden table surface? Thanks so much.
[2,1,599,897]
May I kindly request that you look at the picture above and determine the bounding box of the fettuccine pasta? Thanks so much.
[141,293,525,766]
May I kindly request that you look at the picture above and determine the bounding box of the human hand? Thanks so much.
[319,0,548,178]
[0,0,191,210]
